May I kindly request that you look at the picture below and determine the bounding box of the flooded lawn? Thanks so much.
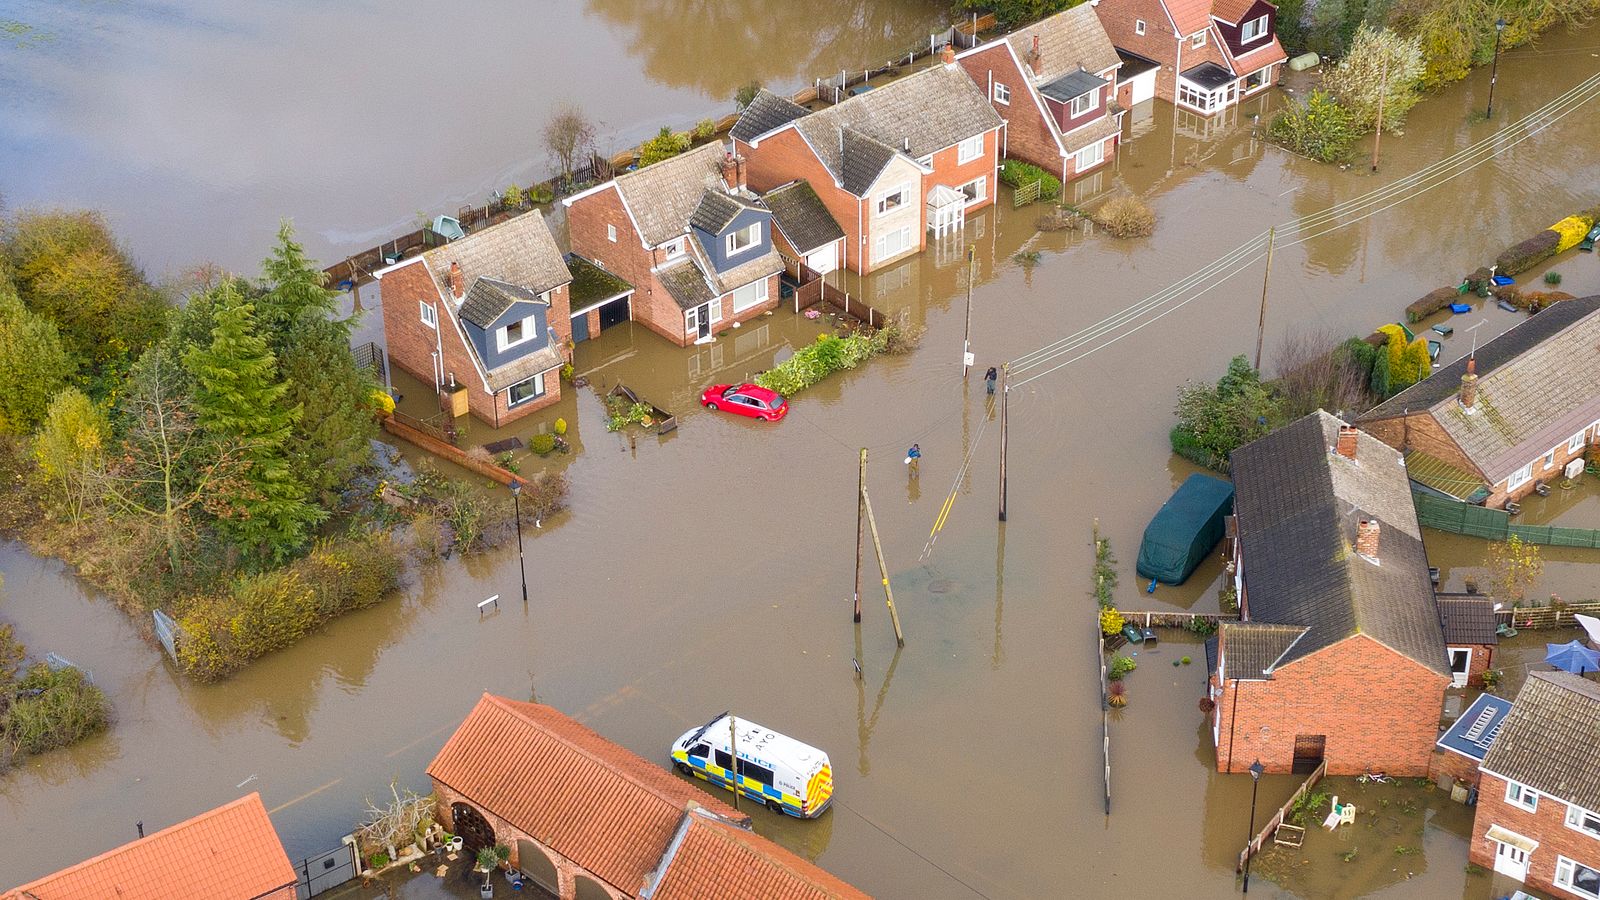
[1,17,1599,900]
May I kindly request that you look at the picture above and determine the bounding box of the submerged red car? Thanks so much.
[701,383,788,421]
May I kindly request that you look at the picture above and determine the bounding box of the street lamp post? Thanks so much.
[1243,759,1264,893]
[510,479,528,605]
[1486,18,1507,118]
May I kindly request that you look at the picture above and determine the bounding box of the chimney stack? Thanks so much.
[721,152,739,192]
[1355,518,1381,562]
[941,43,956,66]
[735,153,747,192]
[1029,34,1042,69]
[1460,356,1478,410]
[1336,424,1359,460]
[448,261,464,301]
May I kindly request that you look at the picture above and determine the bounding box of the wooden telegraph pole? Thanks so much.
[1371,56,1389,173]
[859,481,905,646]
[962,245,975,378]
[854,448,866,623]
[998,363,1010,522]
[1253,227,1276,371]
[727,713,739,810]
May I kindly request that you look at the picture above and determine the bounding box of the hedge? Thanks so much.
[1551,215,1594,253]
[999,160,1061,200]
[1496,229,1560,276]
[1405,286,1460,323]
[755,332,878,397]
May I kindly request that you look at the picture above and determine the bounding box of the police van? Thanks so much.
[670,713,833,818]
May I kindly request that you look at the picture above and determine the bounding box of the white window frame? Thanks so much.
[1557,856,1600,900]
[1074,140,1105,171]
[1241,15,1268,42]
[506,373,546,408]
[729,278,769,313]
[1568,804,1600,839]
[1178,83,1220,112]
[1135,19,1147,34]
[876,183,911,216]
[1507,780,1540,812]
[497,316,536,352]
[1192,31,1207,48]
[1508,463,1534,491]
[959,176,986,204]
[1070,89,1100,118]
[993,82,1010,105]
[873,226,913,263]
[606,223,617,242]
[957,135,985,164]
[419,301,437,330]
[1544,448,1558,469]
[725,223,759,257]
[1569,431,1587,454]
[663,237,685,260]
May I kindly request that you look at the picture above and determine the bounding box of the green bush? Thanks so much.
[999,160,1061,200]
[1108,654,1137,680]
[530,433,556,455]
[1496,229,1560,275]
[692,119,716,142]
[528,183,555,205]
[1544,270,1562,285]
[639,127,690,167]
[1267,90,1358,163]
[1405,287,1460,323]
[1170,356,1280,474]
[755,331,885,397]
[2,662,110,762]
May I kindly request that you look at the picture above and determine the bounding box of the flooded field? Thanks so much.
[2,12,1600,900]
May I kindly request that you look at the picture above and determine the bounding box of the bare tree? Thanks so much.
[542,105,596,190]
[1270,328,1374,420]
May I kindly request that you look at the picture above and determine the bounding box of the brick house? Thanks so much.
[1359,296,1600,510]
[564,143,784,348]
[1094,0,1287,115]
[732,60,1004,275]
[1436,593,1499,688]
[427,693,870,900]
[3,793,297,900]
[762,179,847,277]
[955,4,1124,183]
[1428,690,1512,792]
[1209,411,1450,775]
[1470,672,1600,897]
[375,211,572,427]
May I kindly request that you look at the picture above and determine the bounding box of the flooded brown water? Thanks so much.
[3,15,1600,900]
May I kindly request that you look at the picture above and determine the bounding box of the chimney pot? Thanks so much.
[448,261,464,301]
[1355,518,1381,562]
[1460,356,1479,410]
[721,153,739,192]
[1336,424,1359,460]
[941,43,956,66]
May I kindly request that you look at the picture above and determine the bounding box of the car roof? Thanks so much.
[736,384,782,401]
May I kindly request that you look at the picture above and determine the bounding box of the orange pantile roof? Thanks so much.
[1210,0,1259,22]
[426,694,749,895]
[1166,0,1214,35]
[650,811,870,900]
[3,793,296,900]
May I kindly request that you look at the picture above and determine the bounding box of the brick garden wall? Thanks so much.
[433,781,627,900]
[1428,747,1483,791]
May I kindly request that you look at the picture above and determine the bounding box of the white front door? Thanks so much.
[807,243,838,275]
[1494,839,1530,881]
[1448,648,1471,687]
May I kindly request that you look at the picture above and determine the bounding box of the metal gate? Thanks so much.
[294,837,358,899]
[1292,734,1325,775]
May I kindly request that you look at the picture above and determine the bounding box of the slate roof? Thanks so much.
[792,65,1002,195]
[1039,69,1108,103]
[612,143,731,247]
[3,793,296,900]
[1220,622,1310,678]
[647,808,870,900]
[1231,411,1449,674]
[1117,49,1160,77]
[1481,671,1600,809]
[763,181,845,256]
[1059,113,1121,153]
[427,694,747,896]
[1436,594,1499,645]
[1436,692,1512,762]
[1360,297,1600,484]
[423,210,571,301]
[731,90,811,144]
[1184,61,1235,90]
[689,190,763,235]
[458,277,545,329]
[1005,4,1122,82]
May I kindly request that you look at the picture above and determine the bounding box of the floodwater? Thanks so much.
[3,16,1600,900]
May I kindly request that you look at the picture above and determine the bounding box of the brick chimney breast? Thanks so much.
[1336,424,1359,460]
[1029,34,1041,70]
[735,154,747,192]
[448,261,464,301]
[1355,518,1381,562]
[1460,356,1479,411]
[721,153,739,193]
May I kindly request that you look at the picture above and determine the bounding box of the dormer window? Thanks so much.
[725,223,759,256]
[1070,90,1099,117]
[497,317,535,352]
[1191,31,1207,48]
[1241,15,1268,42]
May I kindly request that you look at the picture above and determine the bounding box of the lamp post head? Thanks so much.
[1495,17,1506,30]
[510,479,521,497]
[1249,760,1264,781]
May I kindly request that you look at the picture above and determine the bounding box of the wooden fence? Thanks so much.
[379,415,524,487]
[786,259,889,329]
[1497,601,1600,631]
[1237,760,1328,873]
[1117,611,1238,630]
[1413,490,1600,549]
[1097,620,1112,815]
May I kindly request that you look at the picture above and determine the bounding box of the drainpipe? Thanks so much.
[1227,676,1241,772]
[1170,28,1184,172]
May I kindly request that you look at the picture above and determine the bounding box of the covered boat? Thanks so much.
[1136,473,1235,585]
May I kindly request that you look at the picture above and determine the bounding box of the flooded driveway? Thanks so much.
[2,17,1600,900]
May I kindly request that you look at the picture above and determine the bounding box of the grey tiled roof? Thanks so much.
[1184,62,1235,90]
[1059,113,1120,154]
[1039,69,1107,103]
[485,344,563,392]
[1360,297,1600,483]
[689,190,761,235]
[711,246,782,295]
[458,278,544,329]
[731,90,810,143]
[1004,4,1121,83]
[793,64,1002,195]
[613,143,730,247]
[1219,622,1310,679]
[763,181,845,256]
[658,259,717,311]
[1436,594,1499,646]
[1231,411,1448,673]
[423,210,572,300]
[1481,671,1600,810]
[839,128,899,197]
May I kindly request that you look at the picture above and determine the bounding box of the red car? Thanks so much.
[701,383,788,421]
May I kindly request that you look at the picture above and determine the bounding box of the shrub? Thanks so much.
[1545,270,1562,285]
[1551,215,1594,253]
[1037,207,1086,231]
[1107,680,1128,707]
[2,663,111,761]
[1464,266,1493,296]
[1108,654,1137,680]
[502,183,524,209]
[1321,26,1425,134]
[1267,90,1358,163]
[529,433,556,455]
[755,331,880,396]
[1094,195,1156,238]
[560,362,574,382]
[528,183,555,205]
[999,160,1060,200]
[1496,229,1560,275]
[553,417,568,435]
[1100,606,1125,636]
[371,389,395,417]
[496,451,519,474]
[1405,287,1460,323]
[1170,355,1280,473]
[639,127,691,167]
[692,119,716,142]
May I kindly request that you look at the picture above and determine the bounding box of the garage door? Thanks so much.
[1127,69,1157,106]
[807,243,838,275]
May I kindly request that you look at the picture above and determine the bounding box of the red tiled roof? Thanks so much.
[652,812,870,900]
[1210,0,1258,22]
[3,793,295,900]
[426,694,748,895]
[1165,0,1214,36]
[1219,33,1288,75]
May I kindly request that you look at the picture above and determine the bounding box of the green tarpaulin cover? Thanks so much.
[1136,473,1235,585]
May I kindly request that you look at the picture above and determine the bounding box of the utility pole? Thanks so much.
[1253,228,1276,372]
[855,448,866,623]
[998,363,1010,522]
[860,484,905,646]
[962,245,975,377]
[1371,56,1388,173]
[727,714,739,810]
